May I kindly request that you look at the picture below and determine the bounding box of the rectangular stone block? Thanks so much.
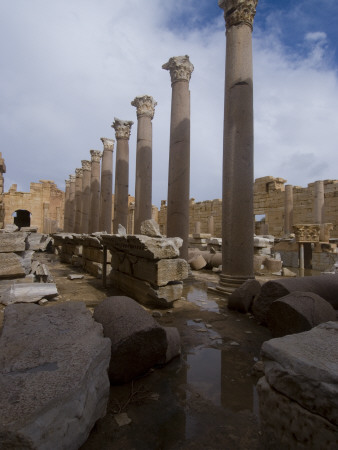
[0,233,27,252]
[0,253,25,279]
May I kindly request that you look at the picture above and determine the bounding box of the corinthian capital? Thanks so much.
[131,95,157,119]
[100,137,115,152]
[65,180,70,188]
[90,150,102,162]
[81,160,91,171]
[69,174,76,183]
[75,168,83,178]
[218,0,258,30]
[162,55,194,84]
[112,118,133,140]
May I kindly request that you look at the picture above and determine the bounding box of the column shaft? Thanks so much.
[314,180,324,224]
[74,168,83,234]
[284,184,293,235]
[64,180,70,231]
[89,150,102,233]
[68,175,76,232]
[99,138,114,233]
[81,160,91,234]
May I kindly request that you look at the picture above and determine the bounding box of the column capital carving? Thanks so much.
[162,55,194,84]
[111,118,133,140]
[65,180,70,187]
[292,224,320,243]
[69,174,76,182]
[218,0,258,30]
[100,137,115,151]
[75,168,83,178]
[81,160,91,171]
[90,150,102,162]
[131,95,157,119]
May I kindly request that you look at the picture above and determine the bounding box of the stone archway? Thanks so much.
[12,209,31,228]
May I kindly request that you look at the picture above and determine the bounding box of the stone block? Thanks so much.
[0,253,25,279]
[1,282,58,305]
[83,260,103,278]
[0,302,111,450]
[261,322,338,427]
[93,296,180,383]
[188,254,207,270]
[101,234,182,260]
[0,233,27,252]
[264,258,282,273]
[267,291,337,337]
[109,270,182,308]
[140,219,162,237]
[26,233,52,251]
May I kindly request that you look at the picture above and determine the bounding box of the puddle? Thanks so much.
[184,284,222,313]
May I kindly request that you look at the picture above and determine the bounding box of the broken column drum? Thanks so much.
[89,150,102,233]
[284,184,293,235]
[112,118,133,234]
[63,179,70,232]
[68,174,76,232]
[217,0,258,295]
[131,95,157,234]
[162,55,194,261]
[81,160,92,234]
[74,168,83,234]
[99,138,115,233]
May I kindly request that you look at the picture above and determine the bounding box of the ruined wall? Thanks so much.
[0,153,5,229]
[3,180,64,233]
[158,176,338,239]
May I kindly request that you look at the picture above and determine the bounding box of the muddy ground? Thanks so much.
[0,253,276,449]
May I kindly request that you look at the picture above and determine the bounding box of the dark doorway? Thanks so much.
[304,243,312,269]
[13,210,31,228]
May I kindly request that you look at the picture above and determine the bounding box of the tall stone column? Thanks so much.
[64,179,70,231]
[217,0,258,295]
[74,168,83,234]
[162,55,194,260]
[131,95,157,234]
[89,150,102,233]
[112,118,133,233]
[284,184,293,235]
[314,180,324,224]
[68,174,76,232]
[81,159,91,234]
[99,138,115,233]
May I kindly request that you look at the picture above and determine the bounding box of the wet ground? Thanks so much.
[0,253,274,449]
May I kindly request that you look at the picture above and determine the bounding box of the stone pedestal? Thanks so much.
[99,138,114,233]
[284,184,293,235]
[89,150,102,233]
[131,95,157,234]
[74,168,83,234]
[112,118,133,233]
[163,55,194,260]
[68,175,76,232]
[64,180,70,232]
[217,0,257,295]
[81,160,91,234]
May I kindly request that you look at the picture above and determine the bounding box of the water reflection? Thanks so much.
[184,284,221,312]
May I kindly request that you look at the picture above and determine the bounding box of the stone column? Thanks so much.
[131,95,157,234]
[81,160,91,234]
[68,174,76,232]
[43,202,50,234]
[112,118,133,233]
[74,168,83,234]
[99,138,115,233]
[89,150,102,233]
[314,180,324,224]
[284,184,293,235]
[162,55,194,260]
[208,215,215,236]
[64,179,70,231]
[217,0,258,295]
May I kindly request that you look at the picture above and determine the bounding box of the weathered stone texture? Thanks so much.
[0,302,111,450]
[0,232,27,252]
[1,282,58,305]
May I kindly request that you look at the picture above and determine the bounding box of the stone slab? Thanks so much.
[0,253,26,279]
[101,234,182,260]
[0,233,27,252]
[261,321,338,426]
[26,233,52,251]
[1,283,58,305]
[0,302,111,450]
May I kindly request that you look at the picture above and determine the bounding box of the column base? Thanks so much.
[209,273,255,298]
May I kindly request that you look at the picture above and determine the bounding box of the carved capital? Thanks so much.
[81,160,91,171]
[112,118,134,140]
[75,168,83,178]
[131,95,157,119]
[162,55,194,84]
[292,224,321,243]
[100,137,115,151]
[69,174,76,183]
[90,150,102,163]
[218,0,258,30]
[65,180,70,187]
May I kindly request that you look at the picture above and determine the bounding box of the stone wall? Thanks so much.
[3,180,64,233]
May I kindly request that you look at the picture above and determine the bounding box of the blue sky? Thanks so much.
[1,0,338,208]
